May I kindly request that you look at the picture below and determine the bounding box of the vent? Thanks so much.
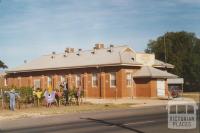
[63,54,67,57]
[51,51,56,59]
[77,49,82,56]
[91,47,96,54]
[108,44,114,52]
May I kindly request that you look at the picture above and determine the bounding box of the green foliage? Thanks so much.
[1,86,34,104]
[0,60,7,69]
[146,31,200,91]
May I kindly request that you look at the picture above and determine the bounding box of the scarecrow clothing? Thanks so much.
[76,87,82,105]
[44,91,56,104]
[63,90,68,105]
[63,82,69,105]
[55,91,62,106]
[6,91,19,111]
[33,91,43,99]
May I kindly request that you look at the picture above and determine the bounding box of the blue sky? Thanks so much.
[0,0,200,68]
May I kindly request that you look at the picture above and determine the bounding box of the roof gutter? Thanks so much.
[6,63,142,74]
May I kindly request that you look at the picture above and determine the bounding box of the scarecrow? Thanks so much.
[44,85,57,107]
[33,88,43,106]
[5,89,20,111]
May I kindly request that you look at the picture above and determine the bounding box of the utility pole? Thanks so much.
[164,34,167,71]
[164,34,167,63]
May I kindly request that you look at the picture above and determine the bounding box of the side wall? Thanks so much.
[6,66,135,98]
[6,67,169,98]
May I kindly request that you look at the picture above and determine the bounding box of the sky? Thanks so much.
[0,0,200,68]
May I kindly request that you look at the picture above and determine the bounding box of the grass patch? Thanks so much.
[0,103,132,120]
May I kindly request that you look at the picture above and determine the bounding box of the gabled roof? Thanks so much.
[7,45,142,73]
[133,66,178,78]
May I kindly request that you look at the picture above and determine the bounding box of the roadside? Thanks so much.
[0,98,168,121]
[0,103,132,121]
[0,92,199,121]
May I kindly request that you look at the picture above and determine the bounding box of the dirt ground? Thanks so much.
[0,103,132,121]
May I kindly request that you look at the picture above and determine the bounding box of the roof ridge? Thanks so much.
[42,45,129,56]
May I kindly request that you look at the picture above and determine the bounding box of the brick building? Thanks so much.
[6,44,178,98]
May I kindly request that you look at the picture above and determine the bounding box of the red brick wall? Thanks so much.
[6,66,168,98]
[134,78,151,97]
[0,76,5,88]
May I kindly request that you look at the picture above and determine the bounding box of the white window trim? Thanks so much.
[110,72,116,88]
[4,78,7,86]
[47,76,52,87]
[76,74,81,88]
[126,73,133,87]
[34,79,41,90]
[92,73,98,87]
[60,75,65,83]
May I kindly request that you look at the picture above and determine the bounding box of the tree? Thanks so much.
[0,60,7,69]
[146,31,200,92]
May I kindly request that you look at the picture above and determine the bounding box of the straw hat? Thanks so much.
[10,89,15,93]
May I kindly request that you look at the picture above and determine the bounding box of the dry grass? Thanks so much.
[183,92,200,102]
[0,103,132,120]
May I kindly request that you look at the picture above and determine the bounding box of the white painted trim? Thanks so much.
[110,72,116,88]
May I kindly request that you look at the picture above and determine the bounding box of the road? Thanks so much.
[0,105,199,133]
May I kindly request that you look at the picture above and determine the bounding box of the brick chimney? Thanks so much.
[95,43,104,49]
[65,48,75,53]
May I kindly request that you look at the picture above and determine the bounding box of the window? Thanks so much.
[60,75,65,83]
[47,76,52,87]
[126,73,132,86]
[34,79,41,90]
[110,72,116,87]
[4,78,7,86]
[92,73,98,87]
[76,74,81,87]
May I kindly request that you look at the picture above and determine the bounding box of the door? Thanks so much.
[157,79,165,96]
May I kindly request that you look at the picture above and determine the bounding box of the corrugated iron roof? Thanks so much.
[7,45,142,73]
[133,66,178,78]
[6,45,175,73]
[153,59,174,68]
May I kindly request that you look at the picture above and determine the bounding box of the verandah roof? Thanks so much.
[133,66,178,79]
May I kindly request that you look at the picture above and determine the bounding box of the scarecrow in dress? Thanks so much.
[44,86,57,107]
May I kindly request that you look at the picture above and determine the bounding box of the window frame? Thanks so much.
[33,79,41,90]
[47,76,52,87]
[76,74,81,87]
[92,73,98,87]
[4,78,7,86]
[60,75,65,83]
[110,72,116,88]
[126,73,133,87]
